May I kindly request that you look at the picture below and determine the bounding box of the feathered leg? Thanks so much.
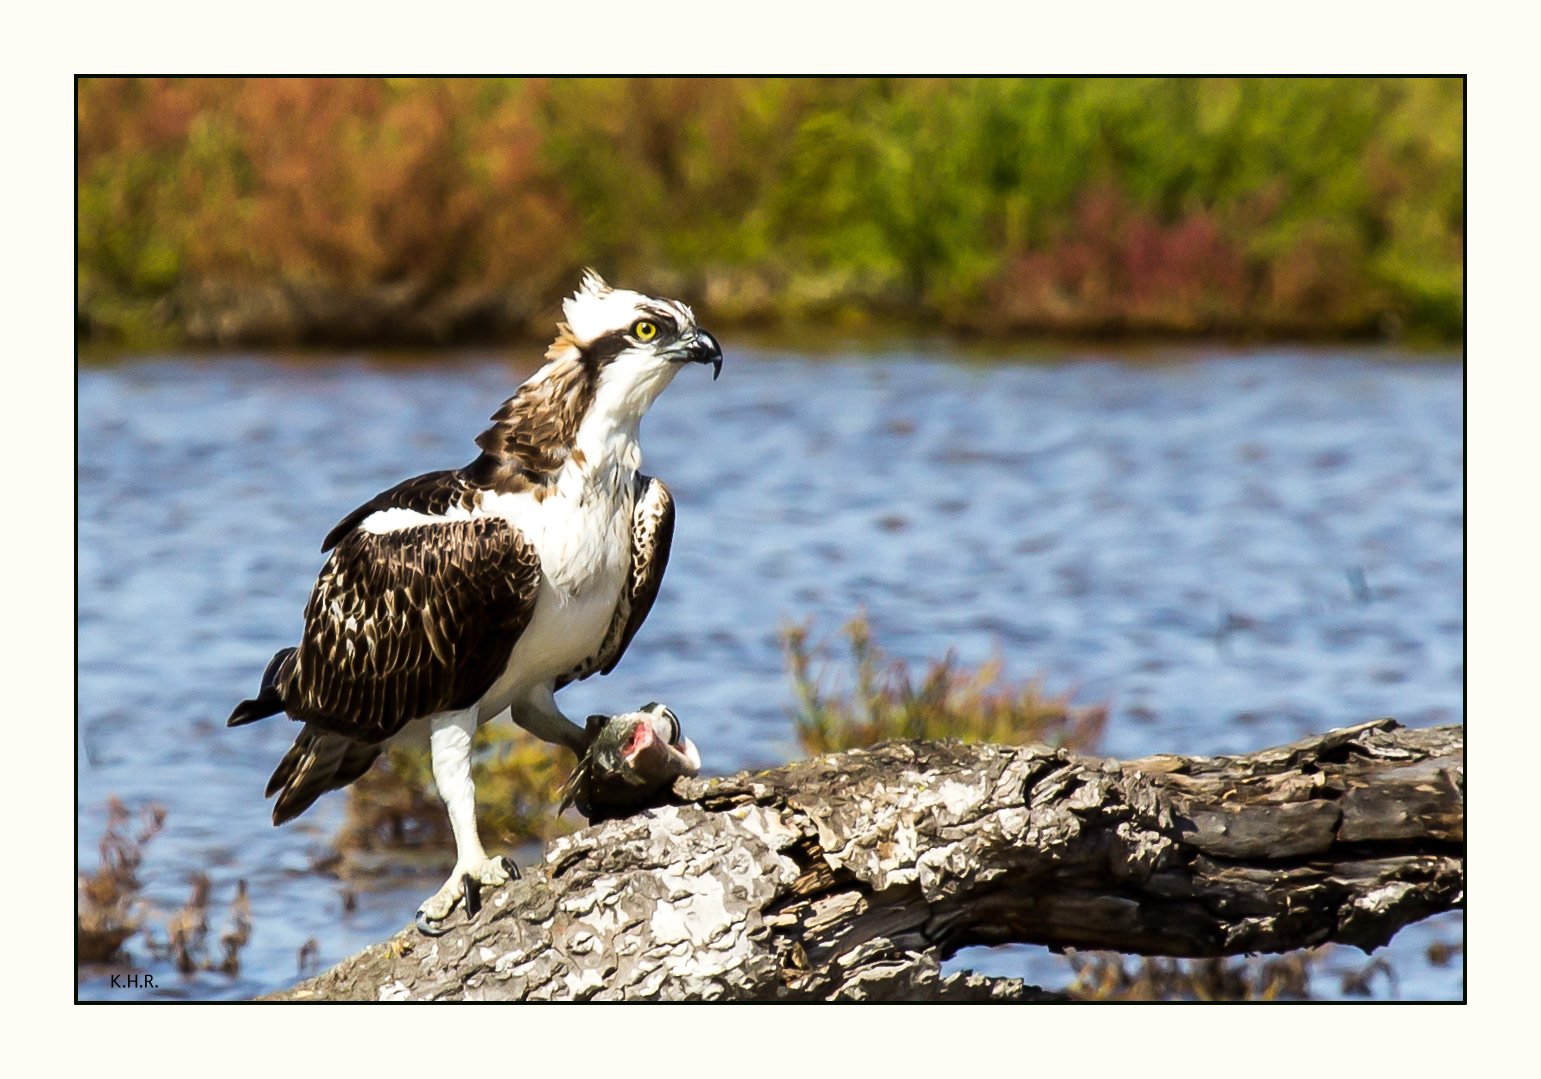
[415,706,516,935]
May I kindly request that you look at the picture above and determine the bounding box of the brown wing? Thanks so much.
[556,475,675,689]
[278,516,542,743]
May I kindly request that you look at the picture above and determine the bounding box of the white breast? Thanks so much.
[480,470,632,597]
[473,454,637,711]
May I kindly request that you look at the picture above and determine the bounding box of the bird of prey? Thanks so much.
[228,271,717,933]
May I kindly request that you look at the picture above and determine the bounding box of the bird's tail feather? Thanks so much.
[227,647,297,727]
[268,723,380,826]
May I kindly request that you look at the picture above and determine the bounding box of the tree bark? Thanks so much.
[262,718,1463,1001]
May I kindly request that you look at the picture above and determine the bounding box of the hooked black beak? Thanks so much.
[685,331,723,380]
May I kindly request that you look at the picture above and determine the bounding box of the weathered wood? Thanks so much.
[262,719,1462,1001]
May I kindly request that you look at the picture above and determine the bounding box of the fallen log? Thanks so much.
[263,718,1463,1001]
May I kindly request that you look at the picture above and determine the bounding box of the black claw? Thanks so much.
[463,873,482,917]
[415,909,453,937]
[501,855,521,880]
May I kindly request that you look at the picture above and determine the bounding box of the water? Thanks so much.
[77,344,1464,1000]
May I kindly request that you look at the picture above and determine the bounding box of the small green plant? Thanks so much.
[337,724,579,857]
[781,612,1107,755]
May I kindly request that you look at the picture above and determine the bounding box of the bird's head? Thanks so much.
[552,270,722,416]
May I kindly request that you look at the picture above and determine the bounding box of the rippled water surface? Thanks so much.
[77,344,1464,1000]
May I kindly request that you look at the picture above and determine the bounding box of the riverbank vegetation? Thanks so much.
[77,797,165,963]
[77,799,253,976]
[77,78,1463,348]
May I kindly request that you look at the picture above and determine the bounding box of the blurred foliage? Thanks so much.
[142,873,253,976]
[1063,946,1417,1000]
[78,798,253,976]
[337,724,578,856]
[77,77,1462,346]
[782,612,1106,755]
[1064,950,1315,1001]
[77,796,166,964]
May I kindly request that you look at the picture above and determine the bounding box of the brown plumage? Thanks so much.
[265,725,383,826]
[472,338,597,476]
[284,517,543,743]
[230,515,543,823]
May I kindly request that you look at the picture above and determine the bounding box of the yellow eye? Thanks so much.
[632,320,658,342]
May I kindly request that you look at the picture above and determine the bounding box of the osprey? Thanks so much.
[228,271,718,933]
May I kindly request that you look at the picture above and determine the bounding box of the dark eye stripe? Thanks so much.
[580,311,684,367]
[582,330,632,366]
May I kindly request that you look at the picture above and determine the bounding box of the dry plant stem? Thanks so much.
[76,799,166,964]
[263,719,1461,1001]
[146,872,255,975]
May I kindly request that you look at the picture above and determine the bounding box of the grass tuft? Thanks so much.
[782,612,1106,755]
[1062,947,1417,1001]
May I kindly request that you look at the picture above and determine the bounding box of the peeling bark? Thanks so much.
[262,719,1463,1001]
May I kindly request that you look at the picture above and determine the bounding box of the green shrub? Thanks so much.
[336,724,578,856]
[77,78,1463,345]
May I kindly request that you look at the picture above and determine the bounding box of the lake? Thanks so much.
[77,342,1464,1000]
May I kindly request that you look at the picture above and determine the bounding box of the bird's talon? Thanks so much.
[500,855,520,880]
[463,873,482,916]
[415,909,453,937]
